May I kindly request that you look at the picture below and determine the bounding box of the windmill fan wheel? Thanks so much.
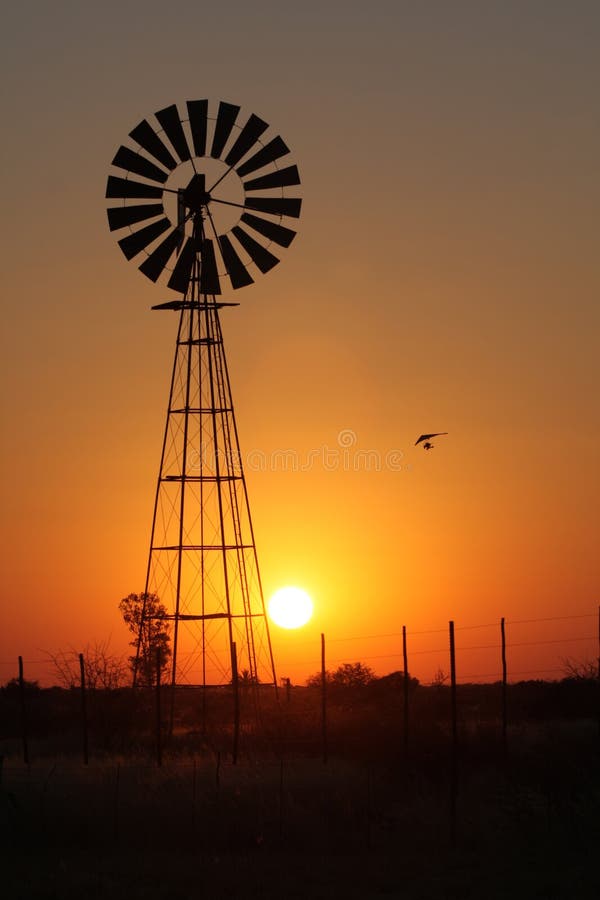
[106,100,302,296]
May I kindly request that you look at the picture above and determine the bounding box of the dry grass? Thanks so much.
[1,739,599,899]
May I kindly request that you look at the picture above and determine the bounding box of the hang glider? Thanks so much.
[415,432,448,450]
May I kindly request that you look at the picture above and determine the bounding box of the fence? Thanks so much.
[1,609,598,770]
[3,609,599,687]
[279,610,600,684]
[2,610,599,855]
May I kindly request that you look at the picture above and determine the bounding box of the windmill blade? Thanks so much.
[107,203,164,232]
[187,99,208,156]
[211,102,240,159]
[243,165,300,192]
[106,176,163,200]
[199,239,221,294]
[232,226,280,274]
[218,233,254,289]
[117,217,171,261]
[167,237,197,294]
[224,113,269,167]
[245,196,302,218]
[236,136,289,177]
[111,146,169,184]
[138,228,182,282]
[241,212,296,248]
[129,119,177,170]
[155,104,191,162]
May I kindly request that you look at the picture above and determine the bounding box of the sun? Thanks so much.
[268,586,313,629]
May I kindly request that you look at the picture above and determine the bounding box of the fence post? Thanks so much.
[156,648,162,767]
[321,633,328,764]
[18,656,30,766]
[501,617,508,755]
[278,757,285,841]
[402,625,409,756]
[449,620,458,845]
[597,605,600,739]
[231,641,240,765]
[113,763,120,844]
[79,652,89,765]
[192,758,197,834]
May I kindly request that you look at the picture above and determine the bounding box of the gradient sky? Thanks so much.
[1,1,599,686]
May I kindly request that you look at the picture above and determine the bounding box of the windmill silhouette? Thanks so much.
[106,100,301,722]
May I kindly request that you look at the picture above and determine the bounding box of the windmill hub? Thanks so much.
[182,173,211,213]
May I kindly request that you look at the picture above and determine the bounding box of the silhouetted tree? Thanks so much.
[430,668,448,687]
[45,641,127,689]
[561,657,599,681]
[306,670,330,688]
[306,661,375,688]
[118,592,171,686]
[2,677,40,694]
[374,670,420,690]
[332,662,375,687]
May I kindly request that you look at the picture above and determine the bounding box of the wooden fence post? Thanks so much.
[278,757,285,841]
[192,758,197,834]
[231,641,240,765]
[79,652,89,765]
[321,633,328,764]
[402,625,409,756]
[501,617,508,755]
[597,605,600,739]
[18,656,29,765]
[156,648,162,767]
[449,620,458,845]
[113,763,120,844]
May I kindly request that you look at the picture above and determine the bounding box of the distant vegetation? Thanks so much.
[1,659,597,762]
[1,661,598,899]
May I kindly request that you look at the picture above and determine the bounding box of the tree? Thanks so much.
[45,641,127,690]
[306,661,375,689]
[118,592,172,687]
[430,668,448,687]
[3,677,40,694]
[83,640,128,689]
[374,670,420,690]
[306,670,330,688]
[331,662,375,688]
[561,657,599,681]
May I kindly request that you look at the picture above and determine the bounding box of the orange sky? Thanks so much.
[1,2,599,686]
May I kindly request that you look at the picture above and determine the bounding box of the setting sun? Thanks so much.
[268,587,313,629]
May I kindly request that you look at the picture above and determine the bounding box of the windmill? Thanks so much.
[105,100,301,719]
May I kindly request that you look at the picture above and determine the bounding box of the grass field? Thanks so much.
[1,729,599,899]
[1,680,599,898]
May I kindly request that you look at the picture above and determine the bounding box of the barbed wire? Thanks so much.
[327,612,598,644]
[1,611,597,681]
[1,629,595,670]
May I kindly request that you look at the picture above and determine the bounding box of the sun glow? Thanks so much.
[268,586,313,629]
